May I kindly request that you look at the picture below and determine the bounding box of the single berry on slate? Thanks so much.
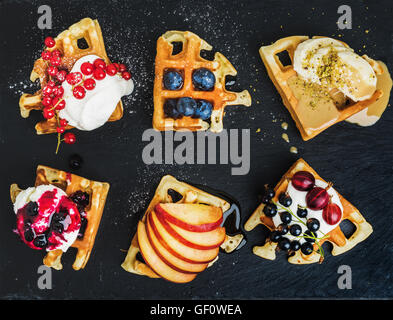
[164,99,182,119]
[176,97,197,117]
[64,132,76,144]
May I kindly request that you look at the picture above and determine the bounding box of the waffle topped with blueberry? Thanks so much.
[153,31,251,133]
[245,158,373,264]
[10,165,110,270]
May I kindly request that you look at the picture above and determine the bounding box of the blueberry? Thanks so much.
[163,70,183,90]
[164,99,182,119]
[26,202,38,217]
[263,203,277,217]
[290,240,301,251]
[307,218,320,232]
[279,193,292,207]
[24,229,34,242]
[280,212,292,224]
[52,212,65,223]
[270,230,281,242]
[301,242,314,255]
[277,223,288,235]
[297,206,308,218]
[78,216,88,239]
[176,97,196,117]
[69,154,83,170]
[51,221,64,234]
[278,237,291,251]
[289,224,302,236]
[33,234,47,248]
[192,68,216,91]
[194,100,213,120]
[264,187,275,200]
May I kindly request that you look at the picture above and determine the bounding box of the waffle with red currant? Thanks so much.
[153,31,252,133]
[259,36,384,140]
[10,165,110,270]
[121,175,244,283]
[244,158,373,264]
[19,18,128,136]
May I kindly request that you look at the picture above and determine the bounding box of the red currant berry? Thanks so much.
[93,68,106,80]
[50,56,61,67]
[112,63,120,71]
[44,37,56,48]
[54,86,64,98]
[51,49,62,58]
[43,107,55,119]
[53,97,66,110]
[106,64,118,76]
[42,85,53,96]
[56,126,65,134]
[47,80,56,88]
[83,78,96,90]
[66,72,83,85]
[93,58,106,69]
[73,86,86,99]
[81,62,94,76]
[64,132,76,144]
[41,96,53,107]
[118,64,126,72]
[59,119,68,127]
[41,50,52,60]
[121,71,131,80]
[56,70,67,83]
[47,66,59,77]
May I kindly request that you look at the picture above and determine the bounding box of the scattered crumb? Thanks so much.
[281,133,289,143]
[290,146,298,154]
[281,122,288,130]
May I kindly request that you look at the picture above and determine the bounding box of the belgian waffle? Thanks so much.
[153,31,251,133]
[259,36,385,140]
[19,18,123,135]
[244,158,373,264]
[121,175,243,278]
[10,165,110,270]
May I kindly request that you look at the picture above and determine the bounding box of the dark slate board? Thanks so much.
[0,0,392,299]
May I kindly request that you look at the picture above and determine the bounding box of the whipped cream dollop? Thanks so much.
[273,180,343,244]
[14,185,81,252]
[293,37,377,102]
[59,54,134,131]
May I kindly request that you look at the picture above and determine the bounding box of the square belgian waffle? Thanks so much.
[121,175,243,278]
[244,158,373,264]
[153,31,252,133]
[259,36,385,140]
[19,18,123,135]
[10,165,110,270]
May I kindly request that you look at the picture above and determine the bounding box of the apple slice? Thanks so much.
[149,210,219,263]
[137,221,197,283]
[145,214,208,274]
[155,208,226,249]
[155,203,223,232]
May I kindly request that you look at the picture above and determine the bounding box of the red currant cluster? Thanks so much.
[40,36,132,154]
